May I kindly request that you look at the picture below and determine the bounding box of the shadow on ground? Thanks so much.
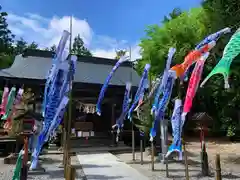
[81,164,111,168]
[38,157,62,164]
[85,174,124,179]
[225,156,240,165]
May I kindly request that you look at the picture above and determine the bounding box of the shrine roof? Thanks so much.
[0,49,141,87]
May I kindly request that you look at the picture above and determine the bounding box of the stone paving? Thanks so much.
[0,154,86,180]
[1,141,240,180]
[116,152,240,180]
[77,152,149,180]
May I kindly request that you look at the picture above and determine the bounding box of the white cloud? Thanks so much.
[7,13,141,60]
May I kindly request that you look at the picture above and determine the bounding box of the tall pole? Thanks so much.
[63,15,73,174]
[149,60,154,171]
[67,14,73,161]
[129,46,135,161]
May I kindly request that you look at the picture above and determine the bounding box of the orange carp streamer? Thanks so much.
[171,41,216,77]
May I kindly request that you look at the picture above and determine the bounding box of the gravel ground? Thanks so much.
[0,154,86,180]
[115,142,240,180]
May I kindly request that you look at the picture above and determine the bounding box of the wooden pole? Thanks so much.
[111,104,116,146]
[165,156,169,177]
[151,141,154,171]
[20,136,29,180]
[132,125,135,161]
[140,138,143,165]
[129,46,135,161]
[215,154,222,180]
[64,15,73,175]
[183,141,189,180]
[149,68,154,171]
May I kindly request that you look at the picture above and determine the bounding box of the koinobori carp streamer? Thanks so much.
[96,56,129,116]
[201,28,240,89]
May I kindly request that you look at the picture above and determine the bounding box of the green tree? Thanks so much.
[202,0,240,32]
[162,8,182,23]
[0,6,15,68]
[14,38,27,55]
[0,6,14,53]
[71,34,92,56]
[27,41,38,50]
[115,49,126,60]
[50,44,56,52]
[200,0,240,136]
[139,8,209,76]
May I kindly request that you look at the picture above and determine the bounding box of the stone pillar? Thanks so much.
[159,119,168,163]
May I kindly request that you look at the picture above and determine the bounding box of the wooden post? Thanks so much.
[66,165,70,180]
[215,154,222,180]
[20,136,29,180]
[165,156,169,178]
[140,139,143,165]
[66,164,76,180]
[132,125,135,161]
[151,141,154,171]
[183,141,189,180]
[111,104,116,146]
[201,142,209,176]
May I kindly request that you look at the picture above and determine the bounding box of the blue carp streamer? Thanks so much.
[166,99,183,160]
[113,82,132,130]
[30,31,76,170]
[128,64,150,120]
[42,30,70,117]
[151,48,176,115]
[182,27,231,81]
[195,27,231,50]
[96,56,129,116]
[150,71,176,141]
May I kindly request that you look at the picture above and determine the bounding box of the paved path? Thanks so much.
[77,152,149,180]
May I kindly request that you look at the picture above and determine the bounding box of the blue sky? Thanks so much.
[2,0,201,59]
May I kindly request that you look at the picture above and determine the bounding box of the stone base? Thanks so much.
[3,153,31,164]
[158,152,180,163]
[28,162,46,173]
[57,162,64,168]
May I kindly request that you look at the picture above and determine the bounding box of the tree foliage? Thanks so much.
[138,8,209,76]
[137,2,240,137]
[71,34,92,57]
[115,49,127,60]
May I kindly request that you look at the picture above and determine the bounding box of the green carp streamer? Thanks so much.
[200,29,240,88]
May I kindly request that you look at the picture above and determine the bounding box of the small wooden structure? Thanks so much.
[191,112,213,176]
[191,112,213,148]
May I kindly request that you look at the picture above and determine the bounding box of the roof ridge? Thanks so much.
[22,49,133,67]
